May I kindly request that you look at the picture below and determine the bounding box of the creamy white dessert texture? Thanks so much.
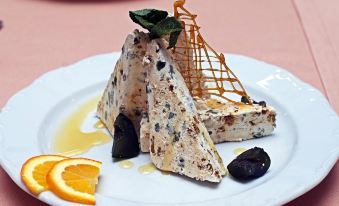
[144,38,226,182]
[195,98,276,143]
[97,29,276,182]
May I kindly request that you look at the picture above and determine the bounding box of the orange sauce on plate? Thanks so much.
[138,163,157,175]
[53,96,111,156]
[233,147,247,156]
[118,160,134,169]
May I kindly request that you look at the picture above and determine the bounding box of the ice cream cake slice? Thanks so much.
[97,30,150,137]
[144,39,226,182]
[195,98,276,143]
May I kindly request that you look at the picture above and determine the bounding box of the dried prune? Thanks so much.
[112,113,140,158]
[227,147,270,180]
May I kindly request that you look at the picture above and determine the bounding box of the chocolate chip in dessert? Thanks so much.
[178,157,185,167]
[169,65,175,78]
[169,85,174,91]
[133,37,140,45]
[241,96,250,104]
[173,131,181,142]
[165,102,171,109]
[155,123,160,132]
[258,101,267,107]
[168,112,176,119]
[206,109,218,114]
[156,61,166,71]
[146,84,152,93]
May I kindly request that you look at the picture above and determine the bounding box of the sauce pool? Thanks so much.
[233,147,247,156]
[52,96,111,156]
[119,160,134,169]
[138,163,157,175]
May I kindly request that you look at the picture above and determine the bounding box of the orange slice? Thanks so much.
[46,158,102,205]
[21,155,67,195]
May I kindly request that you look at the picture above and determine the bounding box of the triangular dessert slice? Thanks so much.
[144,39,226,182]
[97,30,150,137]
[195,97,276,143]
[139,32,197,153]
[97,29,276,154]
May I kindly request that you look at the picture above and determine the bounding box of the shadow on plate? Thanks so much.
[173,173,220,189]
[112,158,220,189]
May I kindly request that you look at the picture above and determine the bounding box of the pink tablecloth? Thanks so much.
[0,0,338,205]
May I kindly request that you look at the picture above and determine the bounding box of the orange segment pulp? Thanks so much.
[20,155,67,195]
[46,158,102,205]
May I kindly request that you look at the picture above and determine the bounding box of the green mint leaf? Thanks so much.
[150,17,183,38]
[133,15,155,30]
[129,9,183,49]
[129,9,168,30]
[168,30,181,49]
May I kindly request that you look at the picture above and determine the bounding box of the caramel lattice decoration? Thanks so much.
[172,0,251,104]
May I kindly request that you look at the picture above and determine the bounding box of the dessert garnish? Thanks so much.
[47,158,101,205]
[112,113,140,158]
[21,155,101,205]
[21,155,67,195]
[97,0,276,182]
[227,147,271,180]
[172,0,250,104]
[129,9,183,48]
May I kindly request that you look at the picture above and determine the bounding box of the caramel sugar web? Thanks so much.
[172,0,251,104]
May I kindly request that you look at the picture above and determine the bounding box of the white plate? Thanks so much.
[0,52,338,206]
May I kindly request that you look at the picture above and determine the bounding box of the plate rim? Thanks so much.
[0,52,338,206]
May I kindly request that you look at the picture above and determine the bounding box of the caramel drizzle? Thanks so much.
[173,0,251,104]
